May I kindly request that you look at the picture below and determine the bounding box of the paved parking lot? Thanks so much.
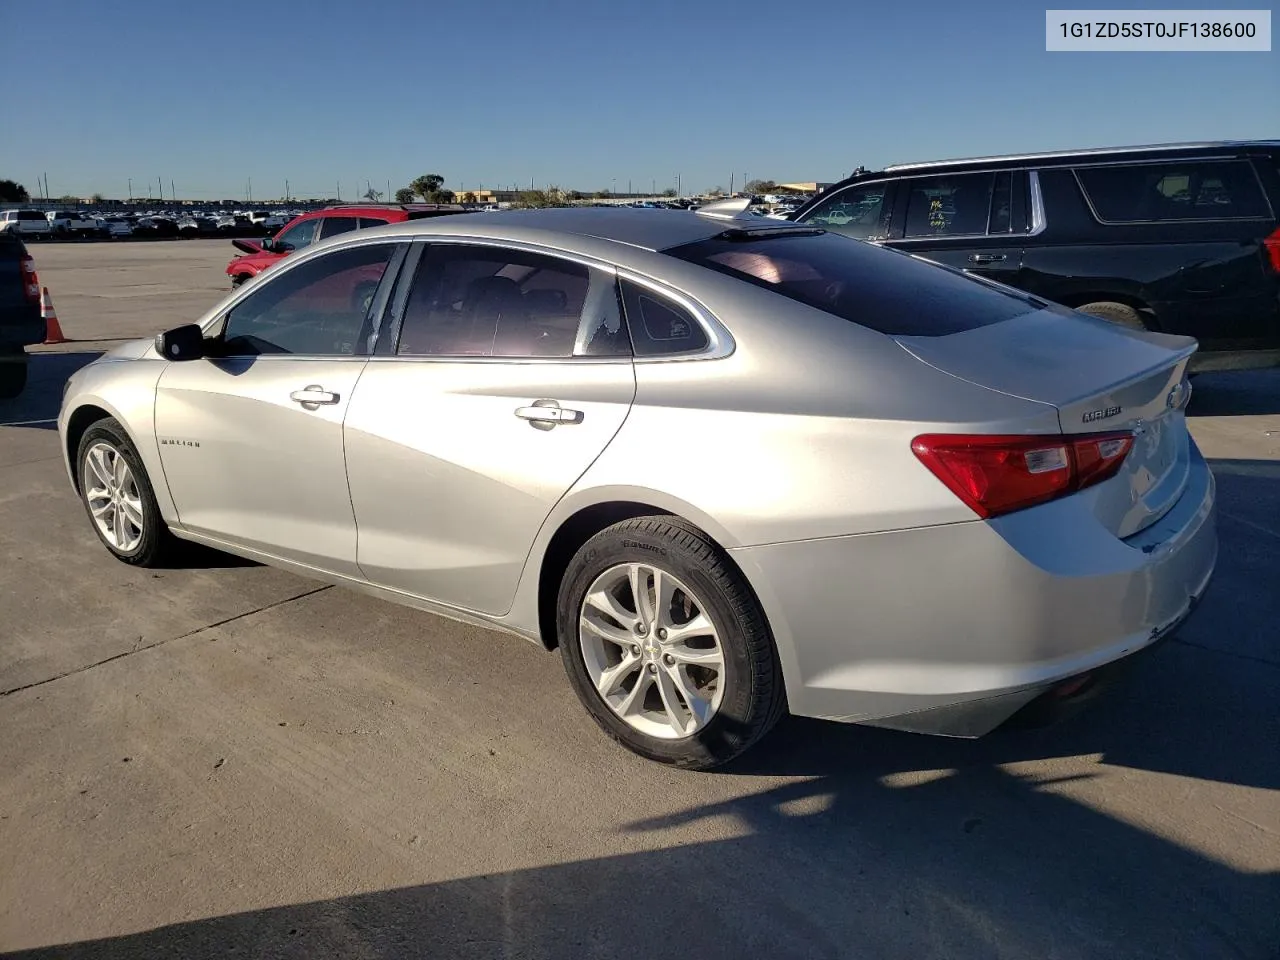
[1,242,1277,958]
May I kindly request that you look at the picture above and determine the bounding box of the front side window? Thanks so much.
[903,172,996,238]
[221,243,394,356]
[798,182,891,239]
[667,231,1038,337]
[1075,160,1270,222]
[320,216,361,239]
[274,218,320,252]
[397,245,596,358]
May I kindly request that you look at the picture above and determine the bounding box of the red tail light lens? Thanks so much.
[19,254,38,304]
[1264,226,1280,274]
[912,431,1135,519]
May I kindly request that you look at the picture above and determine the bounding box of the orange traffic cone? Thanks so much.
[41,287,69,344]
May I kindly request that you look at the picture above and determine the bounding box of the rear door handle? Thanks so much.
[290,385,341,407]
[968,253,1007,263]
[515,399,584,427]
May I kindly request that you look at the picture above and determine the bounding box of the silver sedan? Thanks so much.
[58,206,1217,768]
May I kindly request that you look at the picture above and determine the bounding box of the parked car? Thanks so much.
[225,203,468,286]
[178,216,219,237]
[60,207,1215,768]
[47,211,101,237]
[100,216,134,239]
[0,232,44,398]
[0,209,53,239]
[790,140,1280,372]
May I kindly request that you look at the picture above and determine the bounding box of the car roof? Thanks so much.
[358,207,798,252]
[882,139,1280,173]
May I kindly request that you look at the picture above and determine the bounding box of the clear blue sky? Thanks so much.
[4,0,1276,200]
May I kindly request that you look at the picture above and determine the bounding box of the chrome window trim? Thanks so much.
[1071,160,1276,225]
[614,269,735,363]
[1029,171,1047,236]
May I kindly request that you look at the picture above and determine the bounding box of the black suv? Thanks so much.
[790,141,1280,371]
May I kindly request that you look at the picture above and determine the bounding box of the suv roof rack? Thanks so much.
[321,202,466,211]
[883,139,1280,173]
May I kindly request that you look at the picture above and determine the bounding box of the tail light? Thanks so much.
[912,431,1135,519]
[1264,226,1280,274]
[19,253,39,305]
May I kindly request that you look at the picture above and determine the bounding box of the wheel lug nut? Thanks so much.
[663,654,674,666]
[631,644,641,656]
[647,663,657,673]
[657,628,667,640]
[636,624,647,636]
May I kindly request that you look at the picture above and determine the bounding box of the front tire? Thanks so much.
[76,418,175,567]
[557,517,785,769]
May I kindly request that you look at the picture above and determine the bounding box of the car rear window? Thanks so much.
[18,211,46,220]
[1075,160,1271,222]
[665,230,1039,337]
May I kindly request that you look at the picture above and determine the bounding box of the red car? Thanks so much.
[225,203,468,287]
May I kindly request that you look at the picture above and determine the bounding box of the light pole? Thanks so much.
[127,178,132,201]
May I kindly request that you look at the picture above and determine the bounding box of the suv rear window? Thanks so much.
[666,230,1039,337]
[18,211,46,220]
[1075,160,1270,222]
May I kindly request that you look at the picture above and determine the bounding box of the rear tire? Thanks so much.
[76,417,176,567]
[557,516,786,769]
[0,348,27,400]
[1076,301,1146,330]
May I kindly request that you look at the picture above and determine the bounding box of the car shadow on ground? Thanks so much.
[0,351,102,428]
[6,460,1277,959]
[1188,368,1280,416]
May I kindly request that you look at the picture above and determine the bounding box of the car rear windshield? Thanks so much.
[665,230,1039,337]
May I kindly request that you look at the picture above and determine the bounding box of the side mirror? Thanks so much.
[155,324,206,362]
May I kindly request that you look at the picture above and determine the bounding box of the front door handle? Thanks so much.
[515,399,584,429]
[290,385,341,407]
[968,253,1007,263]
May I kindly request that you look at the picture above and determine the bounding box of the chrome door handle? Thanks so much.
[515,399,584,427]
[968,253,1007,263]
[290,385,341,406]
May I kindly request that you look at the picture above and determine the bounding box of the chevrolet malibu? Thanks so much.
[58,205,1216,768]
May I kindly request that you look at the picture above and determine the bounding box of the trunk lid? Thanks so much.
[896,306,1197,538]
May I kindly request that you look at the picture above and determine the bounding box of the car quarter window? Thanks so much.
[358,217,391,230]
[275,218,320,251]
[902,172,996,238]
[220,243,395,356]
[396,245,608,358]
[320,216,361,239]
[618,279,708,356]
[1075,160,1271,222]
[798,182,891,239]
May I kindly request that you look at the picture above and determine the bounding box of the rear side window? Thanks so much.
[1076,160,1271,222]
[666,231,1039,337]
[358,217,391,229]
[903,172,995,238]
[320,216,360,239]
[19,211,45,221]
[619,280,708,356]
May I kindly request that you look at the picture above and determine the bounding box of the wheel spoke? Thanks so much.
[661,612,715,646]
[87,448,112,489]
[654,665,692,736]
[665,640,724,671]
[121,496,144,529]
[113,454,130,488]
[595,654,639,698]
[580,613,633,649]
[89,499,112,519]
[650,568,679,631]
[112,505,126,547]
[629,564,653,624]
[663,661,715,728]
[616,669,652,717]
[583,587,637,632]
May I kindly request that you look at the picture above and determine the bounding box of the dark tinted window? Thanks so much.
[18,211,46,221]
[619,280,708,355]
[903,172,995,237]
[798,182,890,239]
[1076,160,1270,222]
[320,216,360,238]
[397,245,591,357]
[989,171,1013,233]
[667,231,1038,337]
[358,217,392,229]
[222,243,393,356]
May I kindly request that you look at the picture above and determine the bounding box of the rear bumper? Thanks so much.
[730,441,1217,737]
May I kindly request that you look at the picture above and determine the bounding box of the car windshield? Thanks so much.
[665,230,1041,337]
